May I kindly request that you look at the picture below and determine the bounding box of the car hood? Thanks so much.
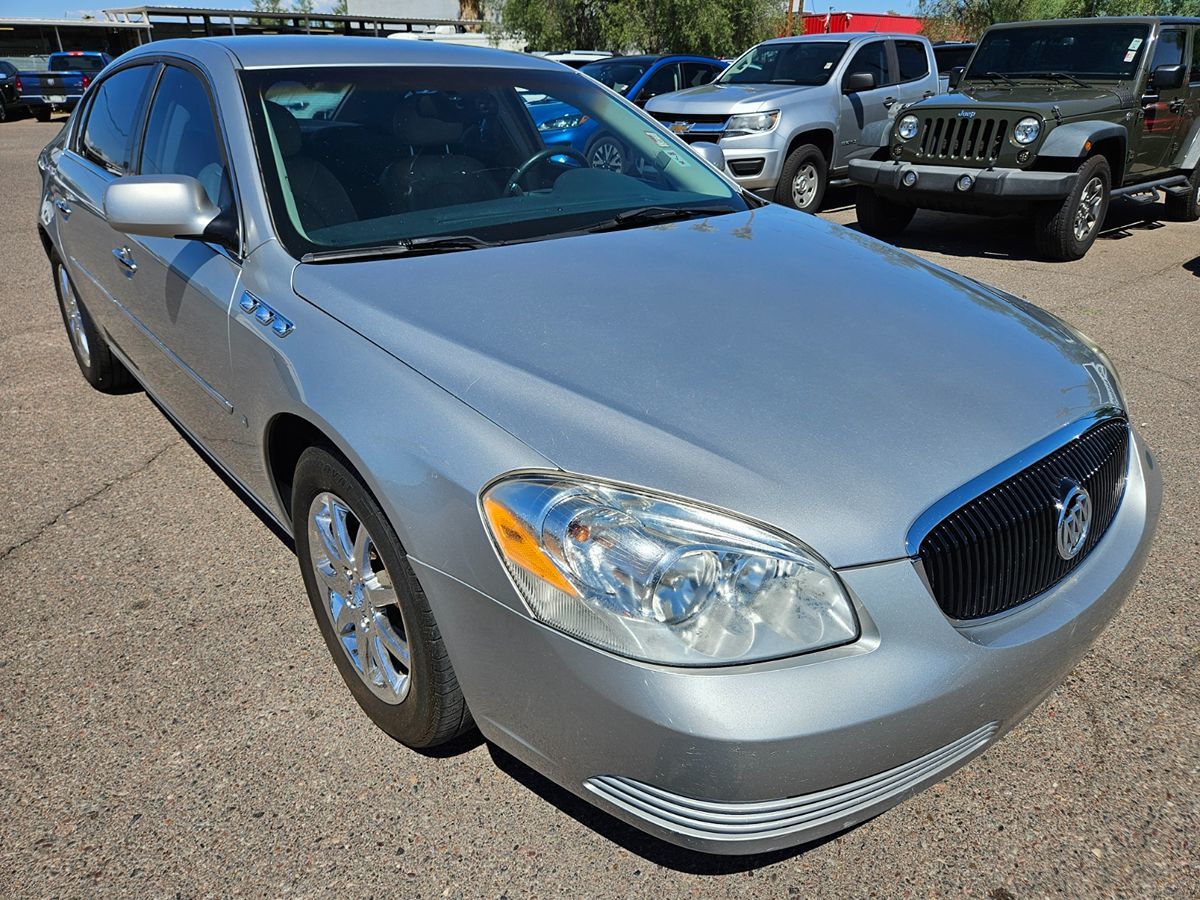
[293,207,1119,567]
[934,84,1130,118]
[645,82,818,115]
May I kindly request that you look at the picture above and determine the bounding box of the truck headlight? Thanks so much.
[481,473,858,666]
[1013,117,1041,144]
[725,110,780,136]
[897,114,920,140]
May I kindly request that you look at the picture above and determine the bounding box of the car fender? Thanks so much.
[1038,121,1127,161]
[779,98,839,154]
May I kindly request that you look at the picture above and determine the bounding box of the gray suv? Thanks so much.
[645,32,940,211]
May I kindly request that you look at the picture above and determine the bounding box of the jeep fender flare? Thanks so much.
[1037,121,1127,162]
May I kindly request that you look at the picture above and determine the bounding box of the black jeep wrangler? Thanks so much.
[850,17,1200,260]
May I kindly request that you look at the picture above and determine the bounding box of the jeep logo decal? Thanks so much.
[957,109,976,118]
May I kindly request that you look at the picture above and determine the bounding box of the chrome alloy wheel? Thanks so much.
[1074,176,1105,242]
[791,162,819,209]
[307,491,411,704]
[58,264,91,368]
[589,138,623,172]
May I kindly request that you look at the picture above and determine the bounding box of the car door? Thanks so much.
[632,62,681,107]
[892,39,937,106]
[51,62,160,369]
[1133,27,1189,176]
[837,39,894,168]
[124,62,243,455]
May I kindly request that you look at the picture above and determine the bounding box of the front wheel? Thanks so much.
[775,144,828,213]
[1034,155,1110,261]
[587,133,627,173]
[1164,164,1200,222]
[292,446,473,749]
[855,187,917,238]
[52,258,136,392]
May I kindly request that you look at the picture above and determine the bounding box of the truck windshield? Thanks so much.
[720,42,848,86]
[50,54,106,73]
[965,23,1151,82]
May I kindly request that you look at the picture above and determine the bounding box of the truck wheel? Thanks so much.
[1034,155,1110,261]
[1164,165,1200,222]
[775,144,828,213]
[35,108,52,122]
[52,257,137,393]
[0,99,7,123]
[855,187,917,237]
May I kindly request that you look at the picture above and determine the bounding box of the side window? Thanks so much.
[637,63,681,103]
[79,65,155,174]
[140,65,231,209]
[681,62,718,88]
[1191,29,1200,84]
[845,41,889,89]
[896,41,930,83]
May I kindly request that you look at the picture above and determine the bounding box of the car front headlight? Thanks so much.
[725,110,780,136]
[897,114,920,140]
[1013,117,1041,144]
[481,473,859,666]
[538,113,589,132]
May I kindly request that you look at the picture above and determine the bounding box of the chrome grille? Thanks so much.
[918,418,1130,621]
[918,114,1009,162]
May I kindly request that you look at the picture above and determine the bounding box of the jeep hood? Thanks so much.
[934,84,1130,119]
[293,207,1119,567]
[645,82,820,116]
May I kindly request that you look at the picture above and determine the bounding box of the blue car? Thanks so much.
[527,54,727,171]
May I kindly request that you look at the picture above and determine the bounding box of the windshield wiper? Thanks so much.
[973,71,1018,86]
[300,234,498,264]
[1033,72,1092,88]
[587,205,737,234]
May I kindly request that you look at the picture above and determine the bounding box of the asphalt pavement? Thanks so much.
[1,117,1196,897]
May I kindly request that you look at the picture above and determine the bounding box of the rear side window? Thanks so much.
[80,65,155,174]
[896,41,930,82]
[845,41,889,88]
[140,66,231,210]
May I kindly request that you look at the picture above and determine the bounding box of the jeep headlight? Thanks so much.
[1013,117,1041,145]
[897,114,920,140]
[725,110,780,136]
[482,474,858,666]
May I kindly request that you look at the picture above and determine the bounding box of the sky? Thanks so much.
[0,0,918,22]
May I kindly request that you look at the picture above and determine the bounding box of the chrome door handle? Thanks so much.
[883,96,896,108]
[112,246,137,273]
[54,197,71,218]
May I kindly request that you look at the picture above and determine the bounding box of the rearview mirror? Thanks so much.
[948,66,964,90]
[843,71,876,94]
[104,175,221,240]
[689,141,726,172]
[1152,63,1186,91]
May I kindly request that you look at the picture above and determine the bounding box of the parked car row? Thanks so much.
[0,51,112,122]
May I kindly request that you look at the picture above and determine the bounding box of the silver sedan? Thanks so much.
[37,35,1160,855]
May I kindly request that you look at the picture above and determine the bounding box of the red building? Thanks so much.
[801,12,924,35]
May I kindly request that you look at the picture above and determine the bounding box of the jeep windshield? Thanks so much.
[240,65,746,259]
[719,41,848,86]
[964,22,1150,83]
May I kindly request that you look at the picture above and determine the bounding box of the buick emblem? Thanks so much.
[1055,481,1092,561]
[957,109,976,118]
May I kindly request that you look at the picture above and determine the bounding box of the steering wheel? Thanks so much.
[504,147,589,196]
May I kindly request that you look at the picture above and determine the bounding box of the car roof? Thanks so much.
[987,16,1200,28]
[762,32,920,45]
[122,34,564,72]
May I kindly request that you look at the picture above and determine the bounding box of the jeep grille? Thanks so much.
[917,114,1009,163]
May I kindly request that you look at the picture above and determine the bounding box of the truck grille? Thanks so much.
[917,417,1129,620]
[647,111,727,143]
[917,114,1009,162]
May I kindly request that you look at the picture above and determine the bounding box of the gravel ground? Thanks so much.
[1,117,1196,898]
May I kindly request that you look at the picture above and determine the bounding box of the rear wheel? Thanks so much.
[292,446,473,749]
[52,257,136,392]
[0,99,8,123]
[1164,165,1200,222]
[855,187,917,238]
[775,144,828,213]
[34,107,52,123]
[1034,155,1110,261]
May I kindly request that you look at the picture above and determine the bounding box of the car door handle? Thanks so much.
[54,197,71,219]
[882,96,896,108]
[112,246,137,274]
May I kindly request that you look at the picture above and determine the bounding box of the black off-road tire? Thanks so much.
[855,187,917,237]
[34,107,52,122]
[1164,165,1200,222]
[52,256,137,393]
[292,446,473,749]
[1034,155,1111,261]
[775,143,828,213]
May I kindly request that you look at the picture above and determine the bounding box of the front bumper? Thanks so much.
[850,158,1078,200]
[717,144,784,192]
[415,429,1160,855]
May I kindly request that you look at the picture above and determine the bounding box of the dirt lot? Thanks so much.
[1,117,1197,897]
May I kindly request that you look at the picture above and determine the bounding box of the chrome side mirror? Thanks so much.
[104,175,220,239]
[690,141,726,172]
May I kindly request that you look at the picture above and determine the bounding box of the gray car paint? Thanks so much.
[38,34,1161,855]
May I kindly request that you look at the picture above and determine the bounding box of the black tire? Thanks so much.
[774,143,828,213]
[586,133,627,173]
[52,256,137,393]
[1034,155,1110,261]
[34,107,52,123]
[292,446,473,749]
[0,99,8,123]
[1164,165,1200,222]
[855,186,917,238]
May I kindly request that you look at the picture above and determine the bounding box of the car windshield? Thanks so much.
[580,58,652,95]
[719,41,848,86]
[51,54,105,73]
[964,23,1151,82]
[240,65,745,259]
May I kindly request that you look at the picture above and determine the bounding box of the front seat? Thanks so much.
[381,94,497,211]
[265,102,356,232]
